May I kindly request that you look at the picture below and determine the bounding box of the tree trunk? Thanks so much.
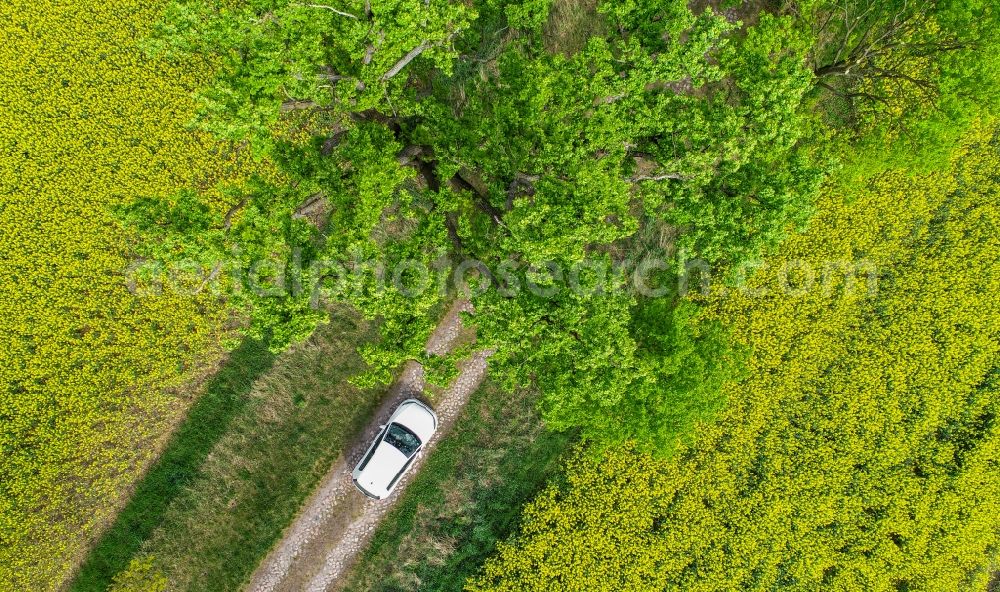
[281,100,319,111]
[815,61,854,77]
[380,41,430,81]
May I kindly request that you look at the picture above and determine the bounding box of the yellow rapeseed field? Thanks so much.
[0,1,249,588]
[471,124,1000,591]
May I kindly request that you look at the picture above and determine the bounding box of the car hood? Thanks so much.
[355,442,408,498]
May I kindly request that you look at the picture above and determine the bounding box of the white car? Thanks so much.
[352,399,438,500]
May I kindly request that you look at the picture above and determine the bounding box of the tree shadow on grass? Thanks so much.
[69,338,276,592]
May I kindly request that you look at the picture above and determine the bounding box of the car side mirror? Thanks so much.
[378,424,386,430]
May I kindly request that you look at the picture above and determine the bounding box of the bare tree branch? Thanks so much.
[193,262,223,294]
[281,99,320,111]
[316,72,350,81]
[506,173,539,210]
[222,197,250,231]
[395,144,427,166]
[380,41,430,81]
[293,3,359,19]
[631,172,688,182]
[817,80,891,105]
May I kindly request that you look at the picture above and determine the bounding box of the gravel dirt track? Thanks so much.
[245,300,490,592]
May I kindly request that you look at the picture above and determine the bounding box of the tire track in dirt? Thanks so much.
[245,300,490,592]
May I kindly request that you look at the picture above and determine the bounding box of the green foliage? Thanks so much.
[315,123,451,381]
[793,0,1000,168]
[107,558,167,592]
[470,123,1000,592]
[474,288,643,439]
[154,0,476,150]
[432,5,820,447]
[133,0,831,452]
[424,4,737,264]
[120,178,329,352]
[476,289,742,453]
[665,13,829,267]
[134,0,998,459]
[623,299,743,451]
[477,0,551,31]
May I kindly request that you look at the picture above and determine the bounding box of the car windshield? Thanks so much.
[383,423,421,457]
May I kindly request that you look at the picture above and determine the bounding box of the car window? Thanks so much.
[383,423,421,457]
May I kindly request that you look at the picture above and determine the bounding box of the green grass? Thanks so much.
[543,0,605,56]
[339,381,574,592]
[71,306,384,592]
[70,337,276,592]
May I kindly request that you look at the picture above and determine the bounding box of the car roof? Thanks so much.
[355,441,408,498]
